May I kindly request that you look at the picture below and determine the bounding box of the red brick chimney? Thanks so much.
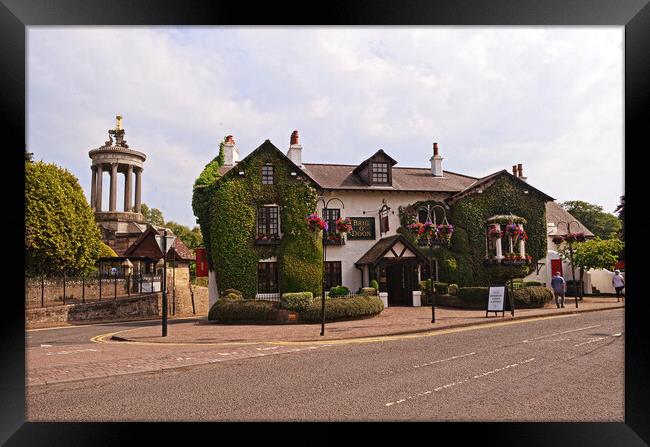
[430,142,443,177]
[517,163,527,182]
[512,165,518,177]
[287,130,303,167]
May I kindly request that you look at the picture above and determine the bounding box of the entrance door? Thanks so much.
[386,262,413,306]
[551,259,563,277]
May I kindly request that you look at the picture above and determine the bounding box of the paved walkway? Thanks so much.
[111,297,625,344]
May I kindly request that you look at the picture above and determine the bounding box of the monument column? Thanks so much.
[90,166,97,210]
[134,168,142,213]
[124,164,133,212]
[109,163,118,211]
[96,164,103,212]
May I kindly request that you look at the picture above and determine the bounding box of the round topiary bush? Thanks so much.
[360,287,377,296]
[370,279,379,291]
[448,284,459,296]
[328,285,350,297]
[300,295,384,322]
[208,299,276,321]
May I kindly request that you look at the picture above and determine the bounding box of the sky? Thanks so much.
[27,27,624,228]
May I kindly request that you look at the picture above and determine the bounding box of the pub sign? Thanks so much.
[347,217,376,240]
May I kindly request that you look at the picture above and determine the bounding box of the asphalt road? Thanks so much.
[26,308,624,422]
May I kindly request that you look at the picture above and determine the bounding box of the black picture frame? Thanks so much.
[2,0,647,444]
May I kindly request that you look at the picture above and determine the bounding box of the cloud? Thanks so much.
[27,26,624,225]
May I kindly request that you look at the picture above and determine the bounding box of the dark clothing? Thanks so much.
[615,286,625,300]
[551,275,566,293]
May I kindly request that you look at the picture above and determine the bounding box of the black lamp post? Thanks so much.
[414,204,450,324]
[155,229,176,337]
[316,196,345,336]
[556,220,581,309]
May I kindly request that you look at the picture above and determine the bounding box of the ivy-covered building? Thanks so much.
[193,132,556,308]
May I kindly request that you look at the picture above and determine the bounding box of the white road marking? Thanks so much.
[522,325,601,343]
[40,344,52,348]
[413,352,476,369]
[385,358,536,408]
[46,348,98,356]
[612,333,622,337]
[574,337,606,347]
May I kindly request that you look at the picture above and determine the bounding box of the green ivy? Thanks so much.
[398,177,547,287]
[194,141,322,299]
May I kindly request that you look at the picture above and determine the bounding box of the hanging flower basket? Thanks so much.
[306,213,327,232]
[436,223,454,245]
[552,235,565,245]
[564,232,586,243]
[335,217,352,233]
[325,232,345,245]
[503,223,523,239]
[488,225,502,239]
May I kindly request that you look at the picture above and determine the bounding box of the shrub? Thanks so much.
[328,285,350,297]
[457,287,489,308]
[433,282,449,295]
[192,277,209,287]
[512,286,552,308]
[280,292,314,312]
[300,295,384,322]
[221,288,243,299]
[208,299,276,321]
[223,292,242,301]
[448,284,459,296]
[523,281,543,287]
[360,287,377,296]
[370,279,379,291]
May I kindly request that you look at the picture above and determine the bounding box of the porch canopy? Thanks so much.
[355,234,428,267]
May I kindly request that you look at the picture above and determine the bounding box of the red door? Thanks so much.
[551,259,563,277]
[195,248,208,277]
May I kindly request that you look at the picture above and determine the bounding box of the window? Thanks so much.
[257,262,278,293]
[257,206,279,237]
[322,208,340,233]
[324,261,342,292]
[371,162,389,183]
[262,164,274,185]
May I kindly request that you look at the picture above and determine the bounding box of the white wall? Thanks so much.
[320,190,447,292]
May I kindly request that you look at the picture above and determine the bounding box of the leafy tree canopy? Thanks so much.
[140,203,203,250]
[560,200,622,240]
[558,237,624,272]
[614,195,624,242]
[25,161,102,275]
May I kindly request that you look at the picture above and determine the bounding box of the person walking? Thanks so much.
[551,271,566,308]
[612,270,625,302]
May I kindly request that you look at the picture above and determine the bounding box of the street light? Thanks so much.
[555,220,583,309]
[155,229,176,337]
[316,196,345,336]
[411,204,451,323]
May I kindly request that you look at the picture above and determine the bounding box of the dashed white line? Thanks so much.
[45,348,98,356]
[522,325,601,343]
[574,337,606,347]
[384,358,536,408]
[413,352,476,369]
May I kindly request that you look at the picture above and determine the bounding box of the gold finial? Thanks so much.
[116,115,123,130]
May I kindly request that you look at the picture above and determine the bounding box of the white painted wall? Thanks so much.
[320,190,447,292]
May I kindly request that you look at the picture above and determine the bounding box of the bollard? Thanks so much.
[82,276,85,303]
[127,274,131,297]
[63,271,66,305]
[114,275,117,299]
[41,272,45,308]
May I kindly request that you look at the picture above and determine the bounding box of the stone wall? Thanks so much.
[26,294,161,328]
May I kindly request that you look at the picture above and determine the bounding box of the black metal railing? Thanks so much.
[25,272,163,308]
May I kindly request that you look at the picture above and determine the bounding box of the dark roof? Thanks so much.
[447,170,554,203]
[301,164,478,192]
[217,139,321,188]
[546,202,594,237]
[351,149,398,176]
[355,234,428,266]
[123,225,196,261]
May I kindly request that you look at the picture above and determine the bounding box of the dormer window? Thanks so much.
[262,164,274,185]
[371,162,389,184]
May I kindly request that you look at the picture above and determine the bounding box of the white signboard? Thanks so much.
[487,286,506,312]
[141,281,161,293]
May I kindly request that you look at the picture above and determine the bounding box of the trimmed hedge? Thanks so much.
[511,286,552,308]
[300,295,384,322]
[280,292,314,312]
[448,284,459,296]
[360,287,377,296]
[523,281,543,287]
[328,285,350,297]
[456,286,550,309]
[419,280,449,295]
[208,299,276,321]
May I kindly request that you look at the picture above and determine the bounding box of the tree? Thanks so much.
[560,200,622,240]
[140,203,165,226]
[25,161,103,276]
[165,221,203,250]
[614,195,624,242]
[558,237,624,299]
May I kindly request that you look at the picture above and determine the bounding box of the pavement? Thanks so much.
[107,296,625,344]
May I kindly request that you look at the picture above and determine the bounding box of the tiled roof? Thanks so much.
[306,164,478,192]
[545,202,594,237]
[355,234,427,266]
